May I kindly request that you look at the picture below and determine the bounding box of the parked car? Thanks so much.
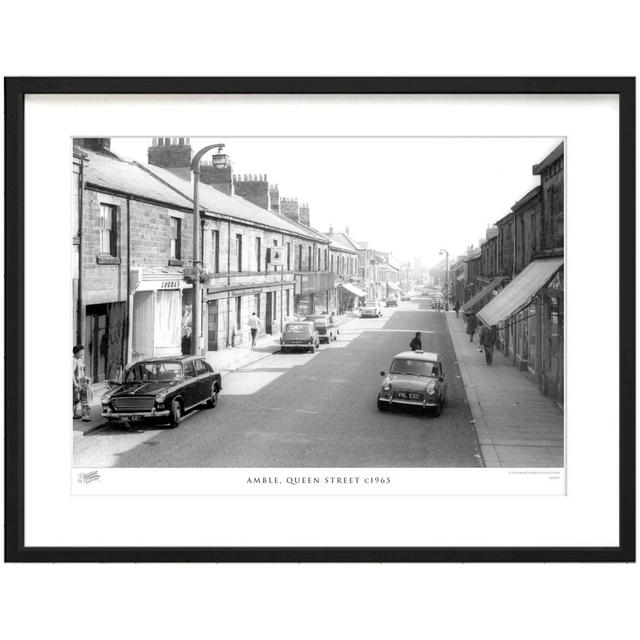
[385,297,398,307]
[400,294,411,301]
[305,314,338,343]
[281,321,320,353]
[360,300,383,318]
[101,356,221,428]
[377,350,447,416]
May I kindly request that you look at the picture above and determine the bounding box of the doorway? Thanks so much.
[265,292,273,334]
[207,300,218,351]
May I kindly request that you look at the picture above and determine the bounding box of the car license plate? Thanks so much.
[129,415,142,422]
[396,391,421,400]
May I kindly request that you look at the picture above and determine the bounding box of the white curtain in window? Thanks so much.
[155,290,181,349]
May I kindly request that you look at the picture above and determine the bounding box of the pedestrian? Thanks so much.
[465,313,478,342]
[181,326,192,355]
[247,312,263,347]
[482,324,499,365]
[72,344,93,421]
[454,300,460,318]
[409,331,422,351]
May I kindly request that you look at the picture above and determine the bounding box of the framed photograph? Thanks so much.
[5,77,635,562]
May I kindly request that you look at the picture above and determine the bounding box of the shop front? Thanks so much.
[294,272,333,316]
[129,269,190,362]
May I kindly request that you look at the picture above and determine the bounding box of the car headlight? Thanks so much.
[101,396,110,405]
[156,394,166,404]
[382,380,392,392]
[426,382,437,395]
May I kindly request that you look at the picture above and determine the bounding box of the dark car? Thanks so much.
[281,321,320,353]
[385,297,398,307]
[305,314,338,343]
[101,356,221,428]
[377,350,448,416]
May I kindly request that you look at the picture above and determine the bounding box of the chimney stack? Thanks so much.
[74,138,111,153]
[147,137,193,181]
[233,173,270,209]
[280,197,300,223]
[269,184,280,213]
[299,202,310,227]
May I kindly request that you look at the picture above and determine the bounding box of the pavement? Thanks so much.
[445,311,564,467]
[73,313,357,438]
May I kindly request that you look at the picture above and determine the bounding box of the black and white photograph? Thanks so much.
[71,135,565,471]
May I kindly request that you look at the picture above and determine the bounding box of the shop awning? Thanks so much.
[341,282,366,297]
[387,281,401,292]
[461,276,506,313]
[477,257,563,326]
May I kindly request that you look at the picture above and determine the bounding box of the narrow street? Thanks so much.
[74,298,481,468]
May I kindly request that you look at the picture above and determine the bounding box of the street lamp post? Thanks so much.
[439,249,449,303]
[190,143,229,355]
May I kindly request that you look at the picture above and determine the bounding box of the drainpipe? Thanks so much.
[123,195,131,365]
[77,155,85,345]
[226,219,231,346]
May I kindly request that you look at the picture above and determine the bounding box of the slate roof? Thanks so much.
[78,146,193,209]
[137,161,326,241]
[323,231,364,252]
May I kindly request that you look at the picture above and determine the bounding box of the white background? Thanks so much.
[1,1,638,639]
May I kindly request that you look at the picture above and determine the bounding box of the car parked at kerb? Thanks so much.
[281,321,320,353]
[101,355,221,428]
[305,314,338,343]
[377,350,447,416]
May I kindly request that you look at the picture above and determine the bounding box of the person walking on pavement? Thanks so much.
[453,300,460,318]
[409,331,422,351]
[465,313,478,342]
[480,324,498,364]
[247,312,262,347]
[72,344,93,421]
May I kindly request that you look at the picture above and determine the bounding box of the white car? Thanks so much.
[360,300,383,318]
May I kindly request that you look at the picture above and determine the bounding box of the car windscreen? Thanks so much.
[126,361,183,382]
[390,359,438,377]
[285,324,311,333]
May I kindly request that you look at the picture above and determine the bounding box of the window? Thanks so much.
[99,204,117,256]
[256,237,262,272]
[298,245,303,271]
[318,248,321,270]
[308,246,312,271]
[184,362,196,379]
[193,359,207,375]
[236,296,242,330]
[324,249,328,271]
[286,243,291,270]
[273,292,277,320]
[211,229,219,273]
[236,234,243,271]
[169,217,181,259]
[286,289,290,316]
[330,254,334,273]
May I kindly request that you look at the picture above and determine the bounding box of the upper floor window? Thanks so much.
[298,245,303,271]
[286,243,291,271]
[211,229,220,273]
[169,217,181,259]
[236,234,243,272]
[99,204,117,256]
[256,237,262,272]
[308,246,312,271]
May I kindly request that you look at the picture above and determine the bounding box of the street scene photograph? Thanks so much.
[72,135,565,469]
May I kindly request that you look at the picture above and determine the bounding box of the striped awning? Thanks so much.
[477,257,563,326]
[460,276,506,314]
[387,281,401,292]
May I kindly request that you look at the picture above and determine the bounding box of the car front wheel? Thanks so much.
[169,399,182,427]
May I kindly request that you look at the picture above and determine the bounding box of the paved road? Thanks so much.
[74,299,481,467]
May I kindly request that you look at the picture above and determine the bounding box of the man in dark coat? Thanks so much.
[409,331,422,351]
[480,324,498,364]
[181,326,192,355]
[465,313,478,342]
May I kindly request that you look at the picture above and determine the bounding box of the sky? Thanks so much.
[110,136,563,269]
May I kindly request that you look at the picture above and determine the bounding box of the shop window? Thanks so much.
[169,217,181,260]
[99,204,117,256]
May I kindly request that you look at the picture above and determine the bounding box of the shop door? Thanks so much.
[85,304,108,382]
[265,292,273,334]
[207,300,218,351]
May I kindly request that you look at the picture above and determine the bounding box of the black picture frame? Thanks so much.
[4,77,635,563]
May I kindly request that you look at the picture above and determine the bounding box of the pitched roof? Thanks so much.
[532,141,564,175]
[324,231,365,252]
[78,146,193,209]
[138,162,326,241]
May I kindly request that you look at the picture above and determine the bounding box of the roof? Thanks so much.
[511,186,541,211]
[477,257,563,326]
[137,161,326,241]
[393,350,440,361]
[324,234,359,253]
[387,254,404,270]
[533,141,564,175]
[325,231,364,252]
[78,146,193,209]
